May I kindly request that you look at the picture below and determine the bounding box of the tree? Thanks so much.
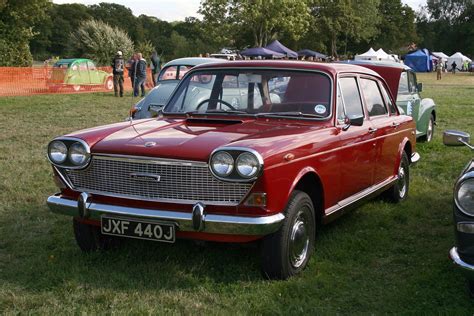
[0,0,50,66]
[309,0,380,57]
[70,19,134,65]
[199,0,311,47]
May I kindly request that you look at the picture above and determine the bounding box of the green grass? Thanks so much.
[0,73,473,314]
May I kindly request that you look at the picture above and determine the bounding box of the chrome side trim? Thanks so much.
[46,194,284,236]
[323,176,397,223]
[450,247,474,279]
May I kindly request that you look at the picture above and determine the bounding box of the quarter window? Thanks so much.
[339,77,364,119]
[380,84,397,114]
[398,71,409,94]
[360,78,388,117]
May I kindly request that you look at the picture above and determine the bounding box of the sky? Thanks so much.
[53,0,427,22]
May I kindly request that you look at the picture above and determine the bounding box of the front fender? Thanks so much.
[418,98,436,133]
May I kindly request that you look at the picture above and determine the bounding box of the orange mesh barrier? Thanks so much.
[0,66,154,97]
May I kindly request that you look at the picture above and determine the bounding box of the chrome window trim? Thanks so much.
[209,147,264,183]
[455,171,474,217]
[47,137,91,170]
[162,66,334,121]
[93,153,208,167]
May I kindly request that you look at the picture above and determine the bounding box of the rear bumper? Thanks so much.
[450,247,474,279]
[47,194,284,236]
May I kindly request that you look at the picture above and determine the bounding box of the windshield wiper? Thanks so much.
[256,111,326,118]
[205,109,248,115]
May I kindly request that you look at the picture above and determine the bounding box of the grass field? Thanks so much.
[0,72,473,314]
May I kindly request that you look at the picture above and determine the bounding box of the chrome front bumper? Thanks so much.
[47,194,284,236]
[449,247,474,279]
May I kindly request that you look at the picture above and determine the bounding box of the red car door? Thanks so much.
[359,77,400,184]
[336,76,377,199]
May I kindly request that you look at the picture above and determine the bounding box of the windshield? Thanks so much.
[164,69,332,118]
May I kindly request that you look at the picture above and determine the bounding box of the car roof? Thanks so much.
[341,59,413,71]
[56,58,91,64]
[192,60,380,77]
[163,57,227,67]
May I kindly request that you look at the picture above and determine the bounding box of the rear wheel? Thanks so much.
[105,77,113,90]
[73,218,121,252]
[260,190,315,280]
[385,151,410,203]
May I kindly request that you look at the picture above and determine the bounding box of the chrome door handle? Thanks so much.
[391,122,400,128]
[368,127,378,134]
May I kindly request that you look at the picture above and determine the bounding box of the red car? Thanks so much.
[47,61,419,279]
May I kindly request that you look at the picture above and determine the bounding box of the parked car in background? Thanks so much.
[47,58,113,92]
[47,61,419,279]
[444,130,474,295]
[345,60,437,142]
[131,57,225,119]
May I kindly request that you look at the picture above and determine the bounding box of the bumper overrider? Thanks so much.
[450,247,474,279]
[47,193,285,236]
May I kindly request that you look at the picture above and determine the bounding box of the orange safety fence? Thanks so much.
[0,66,155,97]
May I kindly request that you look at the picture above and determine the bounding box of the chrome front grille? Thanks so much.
[64,155,252,205]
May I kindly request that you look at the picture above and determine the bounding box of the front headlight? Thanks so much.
[457,178,474,215]
[69,142,90,166]
[48,140,67,163]
[236,152,259,178]
[211,151,234,176]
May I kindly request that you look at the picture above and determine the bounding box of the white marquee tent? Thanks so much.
[433,52,449,62]
[447,52,472,70]
[355,48,397,61]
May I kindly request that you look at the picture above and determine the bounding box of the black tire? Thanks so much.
[73,218,121,252]
[260,190,315,280]
[385,151,410,203]
[420,113,435,142]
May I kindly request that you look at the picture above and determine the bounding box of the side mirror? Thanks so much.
[443,130,471,146]
[417,83,423,92]
[149,104,165,117]
[342,115,364,131]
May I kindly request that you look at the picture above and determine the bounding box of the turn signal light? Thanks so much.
[244,193,267,207]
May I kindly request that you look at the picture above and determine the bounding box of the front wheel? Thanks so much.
[385,151,410,203]
[260,190,315,280]
[73,218,121,252]
[421,113,435,142]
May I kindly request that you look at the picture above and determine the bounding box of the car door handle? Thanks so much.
[391,122,400,128]
[368,127,378,134]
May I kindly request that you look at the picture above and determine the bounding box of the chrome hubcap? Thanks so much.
[398,166,407,198]
[289,210,310,268]
[427,119,433,141]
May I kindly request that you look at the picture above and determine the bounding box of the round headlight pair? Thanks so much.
[210,150,261,180]
[456,177,474,215]
[48,139,90,167]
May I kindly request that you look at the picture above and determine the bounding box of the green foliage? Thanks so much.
[0,0,50,66]
[70,19,134,65]
[136,40,155,59]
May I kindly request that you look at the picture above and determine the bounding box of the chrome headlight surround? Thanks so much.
[455,171,474,216]
[210,151,234,177]
[209,147,263,182]
[47,137,91,169]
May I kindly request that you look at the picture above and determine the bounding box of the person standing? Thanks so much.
[150,51,161,86]
[436,60,443,80]
[451,61,457,74]
[133,52,147,97]
[111,51,124,97]
[127,53,137,89]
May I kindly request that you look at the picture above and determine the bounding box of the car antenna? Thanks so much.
[128,56,137,125]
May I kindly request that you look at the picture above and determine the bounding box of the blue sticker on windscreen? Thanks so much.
[314,104,327,114]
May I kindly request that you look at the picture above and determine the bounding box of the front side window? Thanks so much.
[360,78,388,117]
[164,69,332,118]
[338,77,364,119]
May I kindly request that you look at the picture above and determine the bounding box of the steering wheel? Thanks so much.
[196,98,237,111]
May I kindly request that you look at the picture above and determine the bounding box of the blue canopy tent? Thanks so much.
[297,49,327,59]
[404,49,433,72]
[265,40,298,58]
[240,47,285,59]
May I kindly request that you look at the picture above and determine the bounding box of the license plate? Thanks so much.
[101,216,175,243]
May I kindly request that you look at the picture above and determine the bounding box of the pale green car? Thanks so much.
[47,58,113,92]
[347,60,437,142]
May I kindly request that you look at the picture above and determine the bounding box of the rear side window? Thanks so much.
[398,72,409,94]
[339,77,364,119]
[360,78,388,117]
[380,84,397,114]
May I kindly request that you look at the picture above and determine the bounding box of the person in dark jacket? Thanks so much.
[111,51,124,97]
[150,51,161,86]
[451,61,457,74]
[127,53,137,89]
[133,52,147,97]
